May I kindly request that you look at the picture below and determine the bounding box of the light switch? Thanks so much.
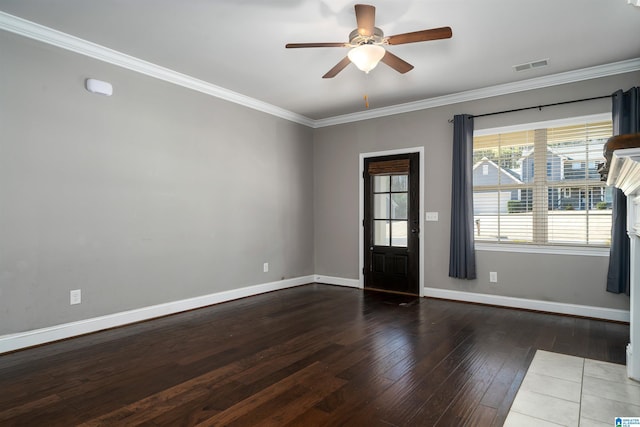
[425,212,439,221]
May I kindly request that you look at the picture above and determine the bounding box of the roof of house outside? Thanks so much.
[473,157,523,184]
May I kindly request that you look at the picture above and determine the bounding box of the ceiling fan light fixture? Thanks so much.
[285,4,452,78]
[348,44,386,73]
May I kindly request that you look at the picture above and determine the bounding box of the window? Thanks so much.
[472,117,612,247]
[373,175,409,247]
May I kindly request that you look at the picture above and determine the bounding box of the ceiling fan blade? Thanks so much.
[322,57,351,78]
[285,42,347,48]
[387,27,453,45]
[355,4,375,37]
[380,51,414,74]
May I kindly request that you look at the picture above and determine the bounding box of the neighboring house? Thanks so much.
[520,148,565,183]
[473,147,611,214]
[519,147,565,209]
[558,142,609,210]
[519,145,610,210]
[472,157,523,214]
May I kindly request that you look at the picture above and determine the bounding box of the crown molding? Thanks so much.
[313,57,640,128]
[1,11,638,129]
[0,11,315,127]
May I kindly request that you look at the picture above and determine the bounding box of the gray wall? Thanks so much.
[314,72,640,310]
[0,32,314,335]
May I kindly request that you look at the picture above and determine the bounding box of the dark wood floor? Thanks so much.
[0,284,629,426]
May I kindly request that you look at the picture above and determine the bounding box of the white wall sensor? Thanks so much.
[85,78,113,96]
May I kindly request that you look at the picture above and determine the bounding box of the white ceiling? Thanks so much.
[1,0,639,122]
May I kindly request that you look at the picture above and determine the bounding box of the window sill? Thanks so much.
[474,242,610,257]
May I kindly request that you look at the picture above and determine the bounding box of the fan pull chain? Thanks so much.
[363,71,371,109]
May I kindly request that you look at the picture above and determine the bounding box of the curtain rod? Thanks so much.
[448,94,612,123]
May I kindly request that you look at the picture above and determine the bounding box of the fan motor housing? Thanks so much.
[349,27,385,46]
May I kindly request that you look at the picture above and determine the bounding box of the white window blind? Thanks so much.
[472,120,612,247]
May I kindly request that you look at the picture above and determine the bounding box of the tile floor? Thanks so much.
[504,350,640,427]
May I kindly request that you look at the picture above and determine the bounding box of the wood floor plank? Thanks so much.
[288,370,396,427]
[194,361,344,426]
[0,284,629,426]
[431,348,508,426]
[467,404,498,427]
[0,394,62,423]
[478,345,530,409]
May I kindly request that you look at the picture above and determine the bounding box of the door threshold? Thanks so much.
[364,287,419,297]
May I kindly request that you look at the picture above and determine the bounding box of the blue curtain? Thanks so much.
[449,114,476,279]
[607,87,639,295]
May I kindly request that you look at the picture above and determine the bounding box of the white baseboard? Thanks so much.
[2,278,628,354]
[424,287,630,322]
[0,275,314,355]
[314,275,361,289]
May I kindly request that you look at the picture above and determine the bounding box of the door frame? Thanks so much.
[359,147,425,297]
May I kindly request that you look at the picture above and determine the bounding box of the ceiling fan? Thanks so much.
[285,4,452,78]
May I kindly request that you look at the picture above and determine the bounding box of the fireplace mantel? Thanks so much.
[607,147,640,381]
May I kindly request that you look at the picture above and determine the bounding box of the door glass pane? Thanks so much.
[374,220,390,246]
[391,193,407,219]
[374,176,390,192]
[391,221,408,247]
[373,194,390,219]
[391,175,408,191]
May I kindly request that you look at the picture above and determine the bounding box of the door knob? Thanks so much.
[411,228,419,234]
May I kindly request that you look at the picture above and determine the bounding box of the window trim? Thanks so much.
[472,112,612,251]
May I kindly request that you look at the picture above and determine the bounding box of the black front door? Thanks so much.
[364,153,419,295]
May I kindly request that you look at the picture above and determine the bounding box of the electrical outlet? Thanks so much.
[263,262,269,273]
[70,289,81,305]
[489,272,498,283]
